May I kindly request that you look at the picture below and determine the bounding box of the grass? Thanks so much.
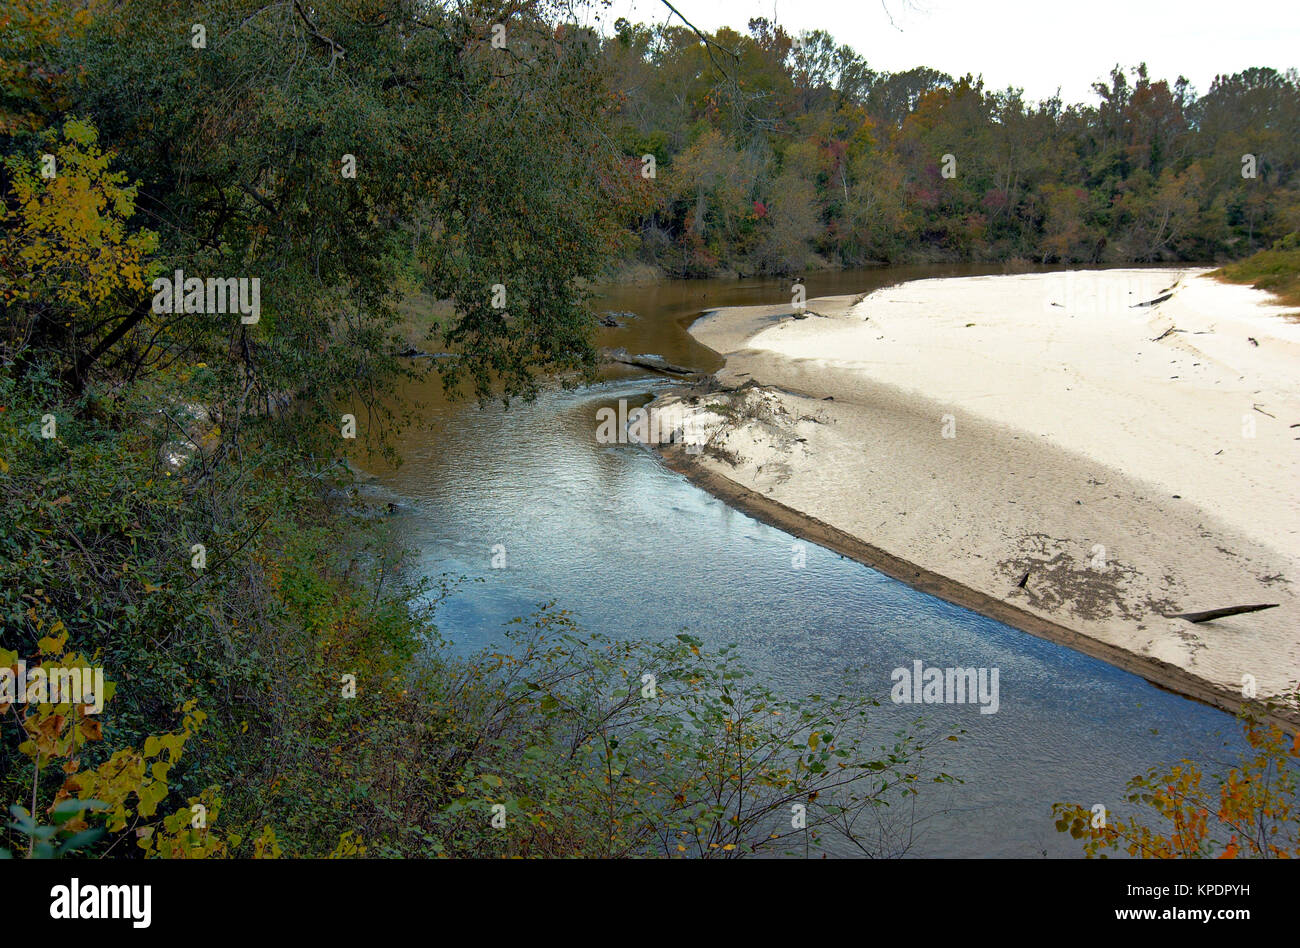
[392,291,456,347]
[1213,236,1300,311]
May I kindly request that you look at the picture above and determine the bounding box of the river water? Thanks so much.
[366,265,1245,857]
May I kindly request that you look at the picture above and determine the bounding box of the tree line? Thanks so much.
[604,17,1299,276]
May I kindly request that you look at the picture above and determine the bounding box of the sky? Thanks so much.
[577,0,1300,106]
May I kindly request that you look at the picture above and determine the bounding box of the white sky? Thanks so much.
[580,0,1300,105]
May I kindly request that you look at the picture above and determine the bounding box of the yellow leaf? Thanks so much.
[38,631,69,655]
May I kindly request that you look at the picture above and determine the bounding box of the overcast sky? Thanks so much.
[580,0,1299,106]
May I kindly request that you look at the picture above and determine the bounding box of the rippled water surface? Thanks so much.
[365,266,1245,857]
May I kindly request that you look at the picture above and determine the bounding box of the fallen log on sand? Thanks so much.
[1165,603,1280,623]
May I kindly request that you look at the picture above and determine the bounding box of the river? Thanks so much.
[364,264,1245,857]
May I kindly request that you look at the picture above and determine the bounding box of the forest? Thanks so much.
[602,18,1300,276]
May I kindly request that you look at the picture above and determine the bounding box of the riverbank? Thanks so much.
[648,267,1300,724]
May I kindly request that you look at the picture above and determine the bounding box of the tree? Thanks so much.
[0,0,101,134]
[42,0,637,419]
[1,118,158,385]
[1054,701,1300,858]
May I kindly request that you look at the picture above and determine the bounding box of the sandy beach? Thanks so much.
[648,267,1300,721]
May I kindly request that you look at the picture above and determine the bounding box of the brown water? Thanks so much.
[591,263,1044,379]
[362,264,1243,857]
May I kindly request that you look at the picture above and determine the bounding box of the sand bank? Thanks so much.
[648,268,1300,721]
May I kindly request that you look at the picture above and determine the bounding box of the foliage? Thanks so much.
[1213,234,1300,309]
[1,117,158,383]
[1,628,367,858]
[2,0,639,423]
[1,629,230,858]
[0,0,103,134]
[603,20,1300,274]
[1053,701,1300,858]
[430,617,961,857]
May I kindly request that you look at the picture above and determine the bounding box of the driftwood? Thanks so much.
[599,347,693,375]
[597,310,638,328]
[1165,603,1280,623]
[395,347,452,360]
[1133,292,1174,308]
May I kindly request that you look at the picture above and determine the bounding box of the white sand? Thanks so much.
[652,268,1300,708]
